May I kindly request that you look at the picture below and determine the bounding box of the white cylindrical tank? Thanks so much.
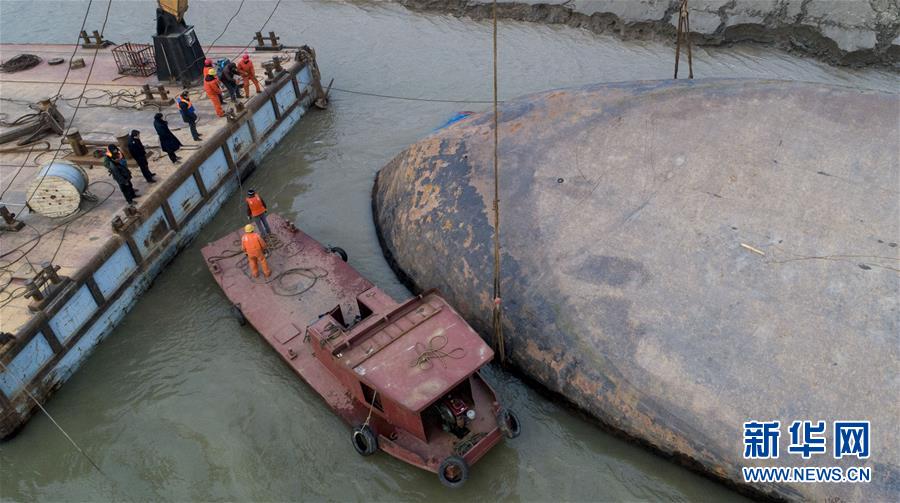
[26,161,88,217]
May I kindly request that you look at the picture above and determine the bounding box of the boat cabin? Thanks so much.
[305,288,495,442]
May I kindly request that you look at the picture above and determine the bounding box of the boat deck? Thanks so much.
[201,214,504,473]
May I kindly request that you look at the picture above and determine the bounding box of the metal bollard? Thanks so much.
[66,130,89,156]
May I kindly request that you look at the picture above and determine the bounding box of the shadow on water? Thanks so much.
[2,0,895,501]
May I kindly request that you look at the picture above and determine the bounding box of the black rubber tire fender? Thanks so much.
[437,455,469,488]
[497,408,521,439]
[329,246,348,262]
[231,303,247,326]
[351,425,378,456]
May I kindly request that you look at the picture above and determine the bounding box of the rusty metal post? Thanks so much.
[92,30,103,45]
[0,206,25,231]
[268,32,279,47]
[262,62,276,82]
[142,84,155,101]
[23,279,43,302]
[41,262,61,284]
[157,85,169,101]
[66,130,88,156]
[80,30,89,47]
[255,32,265,48]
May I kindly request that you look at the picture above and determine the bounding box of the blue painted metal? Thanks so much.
[167,175,203,223]
[227,123,254,161]
[132,206,169,258]
[0,334,53,397]
[48,285,97,343]
[255,104,304,157]
[92,244,137,298]
[435,112,474,131]
[297,66,313,90]
[275,80,297,116]
[252,101,277,136]
[198,147,230,191]
[32,161,87,192]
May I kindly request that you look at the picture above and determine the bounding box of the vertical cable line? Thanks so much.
[491,0,505,365]
[25,0,114,207]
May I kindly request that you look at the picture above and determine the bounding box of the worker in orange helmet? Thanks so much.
[202,58,213,76]
[203,68,225,117]
[245,188,270,236]
[237,54,262,97]
[241,224,271,279]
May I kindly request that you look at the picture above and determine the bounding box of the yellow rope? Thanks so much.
[491,0,506,365]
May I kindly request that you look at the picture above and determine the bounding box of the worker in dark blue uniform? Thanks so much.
[153,113,182,163]
[175,91,202,141]
[126,130,156,183]
[104,144,139,204]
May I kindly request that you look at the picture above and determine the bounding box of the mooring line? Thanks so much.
[0,360,133,501]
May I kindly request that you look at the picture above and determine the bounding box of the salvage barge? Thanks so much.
[1,43,326,438]
[201,214,520,487]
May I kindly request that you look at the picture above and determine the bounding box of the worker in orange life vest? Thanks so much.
[245,189,271,236]
[241,224,271,279]
[203,68,225,118]
[237,54,262,97]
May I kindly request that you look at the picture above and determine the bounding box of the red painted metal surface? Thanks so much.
[200,214,507,479]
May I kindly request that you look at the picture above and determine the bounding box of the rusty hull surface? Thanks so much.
[372,79,900,501]
[201,214,503,474]
[336,292,494,413]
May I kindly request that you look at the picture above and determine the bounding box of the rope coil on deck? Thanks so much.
[410,334,466,370]
[0,54,41,73]
[453,432,487,456]
[205,235,330,296]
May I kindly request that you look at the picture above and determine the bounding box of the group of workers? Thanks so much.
[105,54,272,280]
[202,55,262,117]
[103,54,262,205]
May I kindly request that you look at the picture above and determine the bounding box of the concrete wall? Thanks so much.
[0,53,324,438]
[400,0,900,67]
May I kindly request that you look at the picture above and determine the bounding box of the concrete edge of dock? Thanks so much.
[0,49,326,439]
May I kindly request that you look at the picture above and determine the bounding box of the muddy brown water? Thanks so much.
[1,1,896,501]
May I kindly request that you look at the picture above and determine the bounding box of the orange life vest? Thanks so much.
[203,76,222,98]
[175,95,194,112]
[241,232,267,257]
[246,194,267,217]
[237,59,255,77]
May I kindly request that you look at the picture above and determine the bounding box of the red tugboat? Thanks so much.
[201,214,520,487]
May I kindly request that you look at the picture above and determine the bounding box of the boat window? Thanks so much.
[361,382,383,412]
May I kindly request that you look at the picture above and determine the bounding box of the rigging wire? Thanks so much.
[24,0,113,210]
[52,0,95,101]
[229,0,284,60]
[204,0,247,54]
[0,358,134,502]
[490,0,506,365]
[328,86,498,104]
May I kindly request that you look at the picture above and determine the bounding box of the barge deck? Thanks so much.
[0,42,326,437]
